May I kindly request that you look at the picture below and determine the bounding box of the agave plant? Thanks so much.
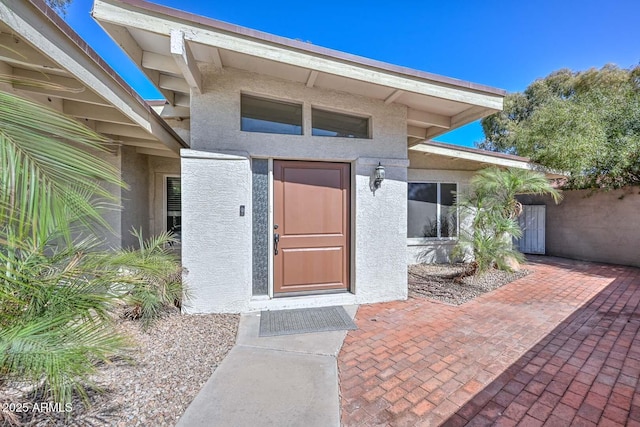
[453,167,562,276]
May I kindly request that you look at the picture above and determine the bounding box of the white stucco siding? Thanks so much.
[180,150,252,313]
[94,145,123,250]
[120,146,150,248]
[191,68,407,160]
[354,158,409,303]
[406,167,475,264]
[182,68,410,313]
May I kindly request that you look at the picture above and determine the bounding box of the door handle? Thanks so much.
[274,233,280,255]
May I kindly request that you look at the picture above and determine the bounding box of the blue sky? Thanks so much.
[63,0,640,147]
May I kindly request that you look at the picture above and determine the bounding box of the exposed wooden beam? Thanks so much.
[158,74,190,93]
[407,109,451,129]
[450,106,493,129]
[95,23,179,105]
[119,138,171,149]
[174,93,190,108]
[407,137,423,148]
[415,124,463,142]
[0,33,63,72]
[144,68,176,105]
[170,29,203,94]
[136,147,179,158]
[1,0,186,154]
[142,51,182,75]
[425,126,447,139]
[407,125,427,140]
[98,22,143,66]
[306,70,318,88]
[96,122,155,140]
[210,47,223,68]
[63,100,134,125]
[384,89,403,104]
[149,104,190,119]
[11,68,112,106]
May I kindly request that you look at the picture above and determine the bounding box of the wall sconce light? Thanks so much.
[373,162,385,190]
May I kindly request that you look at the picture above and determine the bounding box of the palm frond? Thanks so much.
[455,167,560,274]
[0,89,125,244]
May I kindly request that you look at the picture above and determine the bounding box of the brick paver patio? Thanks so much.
[338,257,640,426]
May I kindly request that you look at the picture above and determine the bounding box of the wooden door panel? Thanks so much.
[282,168,344,235]
[274,161,350,295]
[281,248,344,290]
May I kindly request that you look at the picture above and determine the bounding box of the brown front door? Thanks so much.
[273,160,350,294]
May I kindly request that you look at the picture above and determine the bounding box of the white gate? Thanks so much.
[517,205,546,254]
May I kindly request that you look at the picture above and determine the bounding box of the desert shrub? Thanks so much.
[453,167,561,275]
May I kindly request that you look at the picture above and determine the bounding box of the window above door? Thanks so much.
[240,93,371,138]
[241,94,303,135]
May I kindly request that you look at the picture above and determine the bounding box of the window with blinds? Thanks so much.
[166,176,181,242]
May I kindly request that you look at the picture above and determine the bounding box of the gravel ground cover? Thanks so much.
[1,310,239,427]
[409,263,530,305]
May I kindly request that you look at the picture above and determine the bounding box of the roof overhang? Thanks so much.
[410,141,565,179]
[92,0,506,146]
[0,0,187,158]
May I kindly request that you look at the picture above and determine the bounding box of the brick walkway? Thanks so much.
[338,257,640,426]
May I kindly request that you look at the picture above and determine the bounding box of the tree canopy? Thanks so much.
[479,64,640,189]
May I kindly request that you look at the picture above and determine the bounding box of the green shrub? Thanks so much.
[105,229,186,328]
[453,167,561,275]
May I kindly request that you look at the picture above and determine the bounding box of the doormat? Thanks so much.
[259,306,357,337]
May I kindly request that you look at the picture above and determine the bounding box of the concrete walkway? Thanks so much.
[339,257,640,426]
[176,306,357,427]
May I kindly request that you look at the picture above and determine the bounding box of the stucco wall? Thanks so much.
[191,68,407,159]
[120,146,150,248]
[182,68,409,313]
[406,151,476,264]
[181,150,252,313]
[518,186,640,268]
[98,150,180,250]
[93,145,122,250]
[354,158,409,303]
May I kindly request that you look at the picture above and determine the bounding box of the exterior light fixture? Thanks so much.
[373,162,385,189]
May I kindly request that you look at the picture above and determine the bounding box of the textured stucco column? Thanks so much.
[181,149,251,313]
[354,157,409,304]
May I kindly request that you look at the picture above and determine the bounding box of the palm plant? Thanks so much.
[0,77,131,404]
[453,167,562,276]
[101,229,185,328]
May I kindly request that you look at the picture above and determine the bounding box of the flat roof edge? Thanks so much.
[421,140,531,163]
[99,0,507,98]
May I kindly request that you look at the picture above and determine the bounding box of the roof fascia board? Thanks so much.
[410,143,535,170]
[92,0,504,110]
[0,0,186,152]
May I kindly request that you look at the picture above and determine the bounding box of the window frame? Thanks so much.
[310,106,372,139]
[407,181,459,242]
[164,174,182,245]
[240,93,303,136]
